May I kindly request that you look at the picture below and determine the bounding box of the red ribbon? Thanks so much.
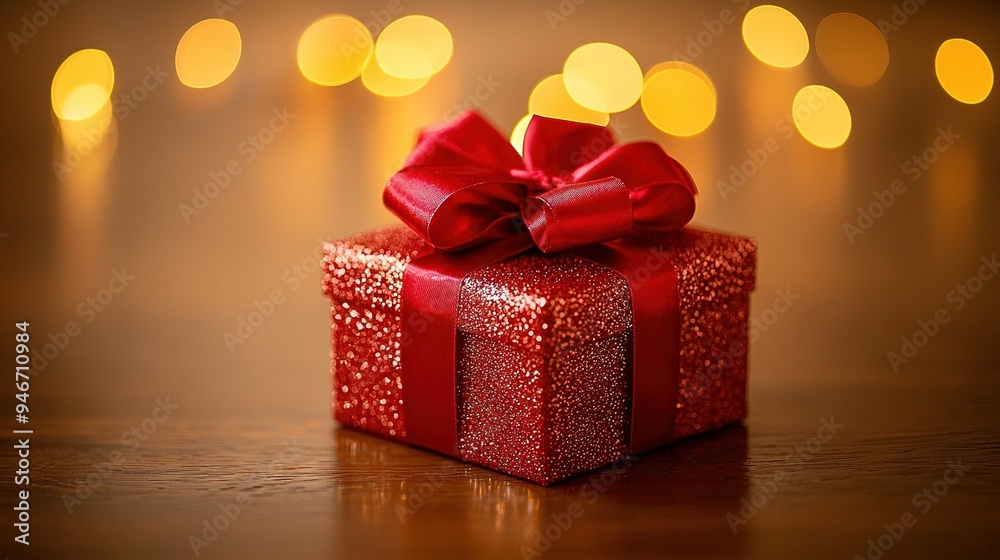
[385,111,697,457]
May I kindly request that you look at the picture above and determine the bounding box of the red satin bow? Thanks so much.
[385,111,698,462]
[384,112,697,253]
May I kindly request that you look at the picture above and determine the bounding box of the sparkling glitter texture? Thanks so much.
[322,226,756,485]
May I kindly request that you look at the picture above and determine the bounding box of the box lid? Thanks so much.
[323,225,756,347]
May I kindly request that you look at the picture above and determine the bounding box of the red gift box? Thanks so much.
[320,112,757,485]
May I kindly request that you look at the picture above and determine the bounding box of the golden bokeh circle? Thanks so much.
[375,15,453,80]
[742,5,809,68]
[641,64,717,137]
[175,19,242,89]
[297,15,373,86]
[792,85,852,149]
[51,49,115,121]
[563,42,643,113]
[935,38,993,104]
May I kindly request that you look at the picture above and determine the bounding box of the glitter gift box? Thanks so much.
[322,225,756,485]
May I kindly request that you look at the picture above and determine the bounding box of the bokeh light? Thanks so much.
[51,49,115,121]
[563,42,643,113]
[175,19,242,89]
[641,62,717,137]
[742,5,809,68]
[375,15,453,80]
[935,38,993,104]
[297,15,373,86]
[362,56,429,97]
[792,85,851,149]
[510,114,532,156]
[528,74,609,126]
[815,13,889,87]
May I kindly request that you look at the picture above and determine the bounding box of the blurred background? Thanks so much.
[1,0,998,427]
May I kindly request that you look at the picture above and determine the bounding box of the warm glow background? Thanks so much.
[1,0,998,428]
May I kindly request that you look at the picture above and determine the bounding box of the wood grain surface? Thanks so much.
[3,369,997,559]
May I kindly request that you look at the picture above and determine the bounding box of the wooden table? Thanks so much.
[5,368,997,559]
